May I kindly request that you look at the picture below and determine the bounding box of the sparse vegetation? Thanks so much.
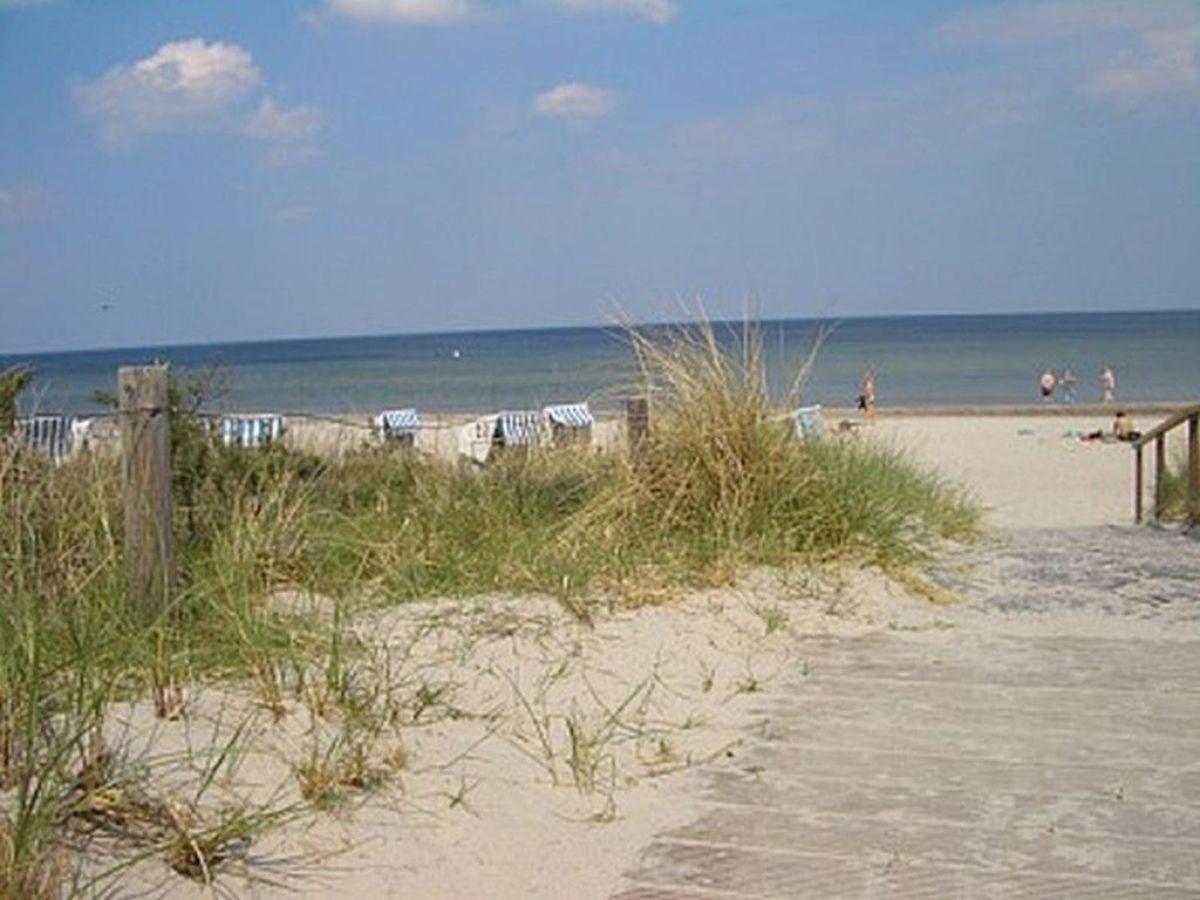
[1155,454,1189,522]
[0,320,978,892]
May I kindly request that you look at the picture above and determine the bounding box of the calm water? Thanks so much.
[4,311,1198,416]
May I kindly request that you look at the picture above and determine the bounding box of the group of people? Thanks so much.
[1039,366,1117,404]
[852,364,1120,415]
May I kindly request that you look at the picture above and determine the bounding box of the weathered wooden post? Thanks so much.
[1154,434,1166,517]
[625,396,649,453]
[1189,412,1199,524]
[1133,443,1143,524]
[119,365,174,616]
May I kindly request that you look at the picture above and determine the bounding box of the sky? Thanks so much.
[1,0,1199,353]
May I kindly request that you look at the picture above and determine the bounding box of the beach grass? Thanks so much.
[1154,454,1189,521]
[0,319,978,893]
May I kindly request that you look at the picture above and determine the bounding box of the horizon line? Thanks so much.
[3,305,1198,361]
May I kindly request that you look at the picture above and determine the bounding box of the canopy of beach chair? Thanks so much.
[542,403,594,428]
[378,408,421,435]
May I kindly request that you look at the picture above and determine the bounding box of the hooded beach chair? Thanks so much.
[794,405,824,441]
[220,414,286,449]
[542,402,594,446]
[15,414,75,464]
[495,411,542,448]
[377,408,421,447]
[457,414,500,465]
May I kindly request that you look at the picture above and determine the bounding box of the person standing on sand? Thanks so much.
[1061,368,1078,405]
[1101,366,1116,403]
[1039,369,1057,403]
[859,366,877,424]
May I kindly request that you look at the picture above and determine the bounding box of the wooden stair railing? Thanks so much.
[1132,404,1200,525]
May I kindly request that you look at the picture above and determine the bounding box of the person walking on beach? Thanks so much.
[1100,366,1116,403]
[858,366,877,424]
[1061,368,1078,405]
[1039,369,1056,403]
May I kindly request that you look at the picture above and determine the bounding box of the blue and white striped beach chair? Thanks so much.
[794,405,823,441]
[219,415,286,449]
[542,402,594,445]
[377,408,421,444]
[15,415,75,464]
[495,411,541,447]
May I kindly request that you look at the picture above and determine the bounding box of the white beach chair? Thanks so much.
[794,405,824,440]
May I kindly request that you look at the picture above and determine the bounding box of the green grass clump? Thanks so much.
[1154,456,1189,521]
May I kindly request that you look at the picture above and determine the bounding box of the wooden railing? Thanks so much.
[1133,404,1200,525]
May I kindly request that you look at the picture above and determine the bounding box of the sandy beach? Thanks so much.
[85,400,1195,897]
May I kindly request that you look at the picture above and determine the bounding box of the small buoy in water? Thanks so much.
[451,348,462,359]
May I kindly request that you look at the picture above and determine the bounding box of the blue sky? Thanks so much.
[2,0,1198,353]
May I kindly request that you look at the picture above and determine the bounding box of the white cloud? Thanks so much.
[940,1,1182,44]
[1090,25,1200,101]
[533,82,617,122]
[273,204,314,225]
[940,1,1200,106]
[245,97,325,143]
[675,99,831,166]
[73,39,262,146]
[0,183,57,223]
[262,144,325,169]
[74,39,327,165]
[319,0,480,26]
[546,0,677,24]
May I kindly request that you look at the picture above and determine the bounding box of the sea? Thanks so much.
[3,310,1198,417]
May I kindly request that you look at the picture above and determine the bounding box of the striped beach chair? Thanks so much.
[219,415,286,449]
[495,411,541,447]
[15,415,75,464]
[377,408,421,446]
[794,405,824,440]
[542,402,594,446]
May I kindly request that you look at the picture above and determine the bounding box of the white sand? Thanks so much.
[101,569,943,898]
[872,414,1182,530]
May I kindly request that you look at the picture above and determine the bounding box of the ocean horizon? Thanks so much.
[4,309,1199,417]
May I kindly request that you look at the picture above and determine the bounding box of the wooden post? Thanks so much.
[1133,444,1143,524]
[119,365,174,617]
[1154,434,1166,520]
[1189,413,1199,525]
[625,396,649,453]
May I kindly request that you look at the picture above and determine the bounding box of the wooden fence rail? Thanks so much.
[1132,403,1200,526]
